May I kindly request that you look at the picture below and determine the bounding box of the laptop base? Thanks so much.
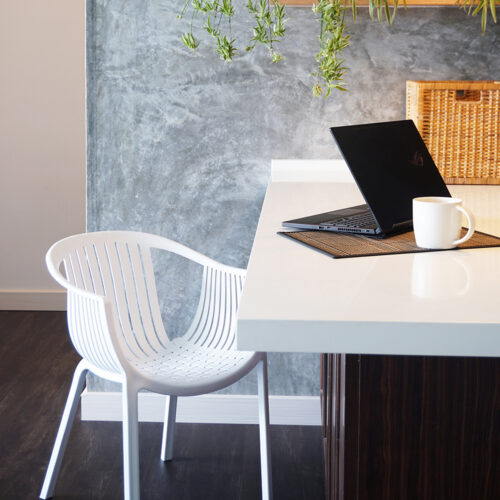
[282,204,381,236]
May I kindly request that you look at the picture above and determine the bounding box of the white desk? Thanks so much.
[237,161,500,357]
[236,161,500,500]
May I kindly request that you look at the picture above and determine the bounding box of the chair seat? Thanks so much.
[129,338,261,396]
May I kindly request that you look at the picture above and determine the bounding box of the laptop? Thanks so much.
[282,120,451,237]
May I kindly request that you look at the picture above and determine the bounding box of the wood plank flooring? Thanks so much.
[0,311,324,500]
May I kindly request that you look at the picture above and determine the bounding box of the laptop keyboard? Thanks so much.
[322,212,377,228]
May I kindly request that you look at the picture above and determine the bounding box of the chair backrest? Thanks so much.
[184,264,245,351]
[46,231,246,373]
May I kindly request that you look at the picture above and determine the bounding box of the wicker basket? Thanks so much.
[406,80,500,184]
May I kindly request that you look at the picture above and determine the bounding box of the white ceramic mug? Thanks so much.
[412,197,475,249]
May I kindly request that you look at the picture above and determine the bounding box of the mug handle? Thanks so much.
[452,206,476,246]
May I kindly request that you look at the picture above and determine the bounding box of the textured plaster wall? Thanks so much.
[87,1,499,393]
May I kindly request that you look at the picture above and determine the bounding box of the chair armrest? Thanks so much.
[145,233,246,276]
[66,288,141,379]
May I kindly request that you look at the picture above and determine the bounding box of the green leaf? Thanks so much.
[390,0,399,23]
[368,0,375,19]
[481,2,487,32]
[490,0,497,23]
[385,1,391,24]
[216,34,237,61]
[181,32,200,50]
[312,84,323,97]
[472,2,483,16]
[272,52,282,63]
[247,0,257,13]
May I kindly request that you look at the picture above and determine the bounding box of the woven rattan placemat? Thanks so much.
[278,229,500,259]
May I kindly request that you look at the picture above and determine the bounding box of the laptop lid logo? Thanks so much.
[410,151,424,168]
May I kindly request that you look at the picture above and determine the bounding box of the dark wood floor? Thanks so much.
[0,311,324,500]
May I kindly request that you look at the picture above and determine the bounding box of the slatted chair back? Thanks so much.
[46,231,246,374]
[185,265,245,351]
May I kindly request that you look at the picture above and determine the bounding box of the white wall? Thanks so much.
[0,1,86,310]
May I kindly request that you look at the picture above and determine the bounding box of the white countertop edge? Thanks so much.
[236,319,500,357]
[271,159,354,183]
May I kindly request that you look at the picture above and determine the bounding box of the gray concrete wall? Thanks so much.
[86,1,499,393]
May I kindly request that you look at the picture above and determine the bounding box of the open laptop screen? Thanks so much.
[330,120,451,234]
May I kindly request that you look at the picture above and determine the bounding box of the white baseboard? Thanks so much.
[81,391,321,426]
[0,290,66,310]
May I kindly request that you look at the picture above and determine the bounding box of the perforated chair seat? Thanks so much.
[129,339,260,396]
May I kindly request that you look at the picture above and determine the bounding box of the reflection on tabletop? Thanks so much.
[411,252,470,300]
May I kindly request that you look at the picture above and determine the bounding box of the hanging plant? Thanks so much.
[311,0,350,97]
[178,0,286,62]
[177,0,498,96]
[246,0,287,62]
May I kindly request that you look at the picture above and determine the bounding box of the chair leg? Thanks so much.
[160,395,177,461]
[257,357,273,500]
[122,382,140,500]
[40,360,88,499]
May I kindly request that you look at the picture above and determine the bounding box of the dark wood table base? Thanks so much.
[321,354,500,500]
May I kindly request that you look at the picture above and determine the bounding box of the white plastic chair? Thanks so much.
[40,231,272,500]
